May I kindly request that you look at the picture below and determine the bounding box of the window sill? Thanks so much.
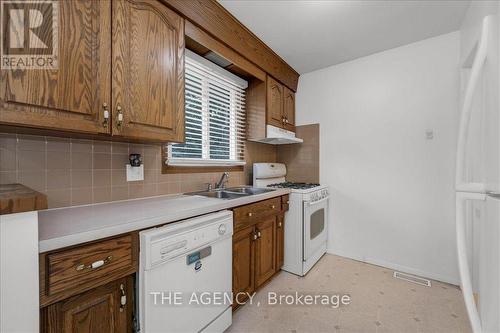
[167,159,246,167]
[162,164,244,174]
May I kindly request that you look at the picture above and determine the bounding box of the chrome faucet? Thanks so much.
[215,172,229,189]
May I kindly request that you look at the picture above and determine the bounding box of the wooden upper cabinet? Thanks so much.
[266,76,284,129]
[0,1,111,134]
[266,76,296,132]
[283,86,295,131]
[1,0,185,143]
[112,0,185,142]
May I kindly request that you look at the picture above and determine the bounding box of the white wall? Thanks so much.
[296,32,460,284]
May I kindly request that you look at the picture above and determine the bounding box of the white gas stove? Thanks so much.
[253,163,329,276]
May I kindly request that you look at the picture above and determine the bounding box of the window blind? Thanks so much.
[167,50,247,166]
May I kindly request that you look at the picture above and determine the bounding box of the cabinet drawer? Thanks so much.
[45,235,134,296]
[281,195,290,212]
[234,197,281,229]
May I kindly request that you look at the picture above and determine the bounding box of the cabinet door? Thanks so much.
[255,216,277,288]
[112,0,185,142]
[232,225,256,307]
[266,76,284,128]
[283,86,295,132]
[42,276,133,333]
[276,214,285,269]
[0,1,111,134]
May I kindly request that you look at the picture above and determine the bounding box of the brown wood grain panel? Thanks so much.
[112,0,185,143]
[281,194,289,212]
[185,21,266,82]
[233,197,281,231]
[283,86,296,132]
[40,233,138,307]
[46,235,133,295]
[276,214,285,269]
[232,225,255,308]
[41,276,133,333]
[266,76,284,129]
[255,216,277,287]
[0,183,47,215]
[0,0,111,135]
[246,79,267,141]
[162,0,299,91]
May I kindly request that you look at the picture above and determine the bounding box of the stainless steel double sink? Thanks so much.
[188,186,275,200]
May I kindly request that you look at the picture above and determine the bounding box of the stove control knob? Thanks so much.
[218,224,227,235]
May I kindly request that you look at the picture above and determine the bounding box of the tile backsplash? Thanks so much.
[277,124,320,184]
[0,133,245,208]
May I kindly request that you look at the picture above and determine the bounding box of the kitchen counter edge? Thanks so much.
[38,189,290,253]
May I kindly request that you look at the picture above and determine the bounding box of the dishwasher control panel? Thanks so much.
[141,211,233,269]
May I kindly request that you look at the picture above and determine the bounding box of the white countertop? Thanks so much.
[38,189,290,252]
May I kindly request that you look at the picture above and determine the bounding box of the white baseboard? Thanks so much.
[327,248,459,286]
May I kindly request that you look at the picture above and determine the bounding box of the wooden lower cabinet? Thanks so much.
[232,225,256,306]
[41,275,133,333]
[255,217,277,287]
[276,214,285,269]
[232,196,288,309]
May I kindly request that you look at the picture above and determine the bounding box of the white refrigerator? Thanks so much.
[456,15,500,333]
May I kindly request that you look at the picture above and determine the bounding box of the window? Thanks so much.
[166,50,247,167]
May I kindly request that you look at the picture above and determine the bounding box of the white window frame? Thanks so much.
[166,49,247,167]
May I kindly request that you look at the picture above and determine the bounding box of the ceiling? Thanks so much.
[218,0,470,74]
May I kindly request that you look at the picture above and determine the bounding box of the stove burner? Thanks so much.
[267,182,320,190]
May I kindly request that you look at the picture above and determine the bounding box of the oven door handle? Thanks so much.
[304,196,329,207]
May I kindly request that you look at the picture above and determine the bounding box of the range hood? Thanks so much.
[252,125,303,145]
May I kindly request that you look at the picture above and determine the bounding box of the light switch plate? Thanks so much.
[126,164,144,182]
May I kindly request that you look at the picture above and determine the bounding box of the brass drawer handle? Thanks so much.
[116,105,123,127]
[271,205,276,209]
[252,233,258,241]
[75,255,113,271]
[278,222,282,228]
[102,103,109,128]
[257,231,261,238]
[119,283,127,312]
[287,201,290,204]
[247,212,253,217]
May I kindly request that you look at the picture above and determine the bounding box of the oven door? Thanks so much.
[303,197,328,261]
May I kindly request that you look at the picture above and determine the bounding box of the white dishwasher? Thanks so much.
[139,210,233,333]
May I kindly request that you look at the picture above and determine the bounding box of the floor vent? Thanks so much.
[393,271,431,287]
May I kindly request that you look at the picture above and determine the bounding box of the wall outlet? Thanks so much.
[126,164,144,182]
[425,129,434,140]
